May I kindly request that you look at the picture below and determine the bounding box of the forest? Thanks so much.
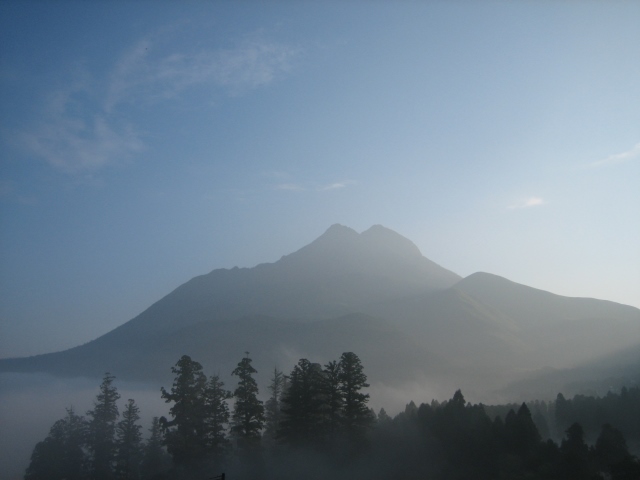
[24,353,640,480]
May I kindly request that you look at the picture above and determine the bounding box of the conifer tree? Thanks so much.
[140,417,170,480]
[87,373,121,480]
[204,374,232,457]
[160,355,208,466]
[279,359,326,447]
[231,353,265,448]
[338,352,374,440]
[322,360,343,438]
[263,368,285,442]
[115,399,143,480]
[25,407,87,480]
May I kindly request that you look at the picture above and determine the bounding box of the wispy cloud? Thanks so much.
[21,32,299,173]
[106,36,299,111]
[318,182,348,191]
[588,143,640,168]
[508,197,545,210]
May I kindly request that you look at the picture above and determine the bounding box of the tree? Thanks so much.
[160,355,208,466]
[279,359,326,447]
[560,422,590,479]
[504,403,541,457]
[87,373,121,480]
[25,407,87,480]
[338,352,374,440]
[204,374,233,457]
[321,360,343,438]
[115,399,143,480]
[230,353,265,449]
[140,417,170,480]
[263,368,286,442]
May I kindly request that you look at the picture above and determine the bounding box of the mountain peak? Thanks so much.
[361,224,422,258]
[321,223,359,239]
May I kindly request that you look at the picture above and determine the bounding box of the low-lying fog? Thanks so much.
[0,373,169,480]
[0,369,526,480]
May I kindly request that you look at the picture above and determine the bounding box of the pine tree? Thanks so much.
[279,359,327,447]
[322,360,343,438]
[140,417,170,480]
[263,368,285,442]
[115,399,143,480]
[160,355,209,466]
[25,407,87,480]
[87,373,121,480]
[338,352,374,440]
[204,374,232,457]
[231,353,265,449]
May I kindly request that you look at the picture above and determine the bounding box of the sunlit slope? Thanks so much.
[366,272,640,372]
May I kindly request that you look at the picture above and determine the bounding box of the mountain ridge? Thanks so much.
[1,224,638,399]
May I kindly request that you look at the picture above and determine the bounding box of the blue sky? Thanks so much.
[1,1,639,358]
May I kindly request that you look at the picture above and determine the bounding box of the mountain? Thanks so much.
[1,225,639,398]
[113,224,461,335]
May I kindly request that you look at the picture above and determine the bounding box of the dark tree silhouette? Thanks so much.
[230,353,265,449]
[279,358,326,447]
[160,355,208,466]
[321,359,343,439]
[24,407,87,480]
[87,373,120,480]
[560,422,590,480]
[204,374,232,458]
[263,367,285,442]
[140,417,170,480]
[115,398,143,480]
[504,403,541,457]
[338,352,374,441]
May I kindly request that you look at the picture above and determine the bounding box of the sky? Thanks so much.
[1,1,639,359]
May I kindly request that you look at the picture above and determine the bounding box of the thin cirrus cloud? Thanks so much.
[508,197,545,210]
[318,182,349,191]
[106,36,299,110]
[21,34,299,173]
[588,142,640,168]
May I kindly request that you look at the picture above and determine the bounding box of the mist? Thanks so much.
[0,373,169,480]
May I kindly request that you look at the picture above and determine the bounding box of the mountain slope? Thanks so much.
[115,224,460,336]
[364,272,640,372]
[1,225,638,398]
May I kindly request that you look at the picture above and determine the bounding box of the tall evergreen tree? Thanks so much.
[338,352,374,440]
[231,353,265,449]
[25,407,87,480]
[87,373,121,480]
[115,399,143,480]
[322,360,343,438]
[140,417,170,480]
[160,355,208,466]
[204,374,233,457]
[279,359,326,447]
[560,422,590,480]
[504,403,541,457]
[263,367,285,442]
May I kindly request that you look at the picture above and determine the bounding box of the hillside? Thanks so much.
[1,225,638,396]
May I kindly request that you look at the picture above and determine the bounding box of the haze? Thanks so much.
[1,2,638,359]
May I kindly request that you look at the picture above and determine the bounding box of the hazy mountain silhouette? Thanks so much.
[1,224,638,396]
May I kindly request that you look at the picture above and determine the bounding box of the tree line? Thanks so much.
[24,353,640,480]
